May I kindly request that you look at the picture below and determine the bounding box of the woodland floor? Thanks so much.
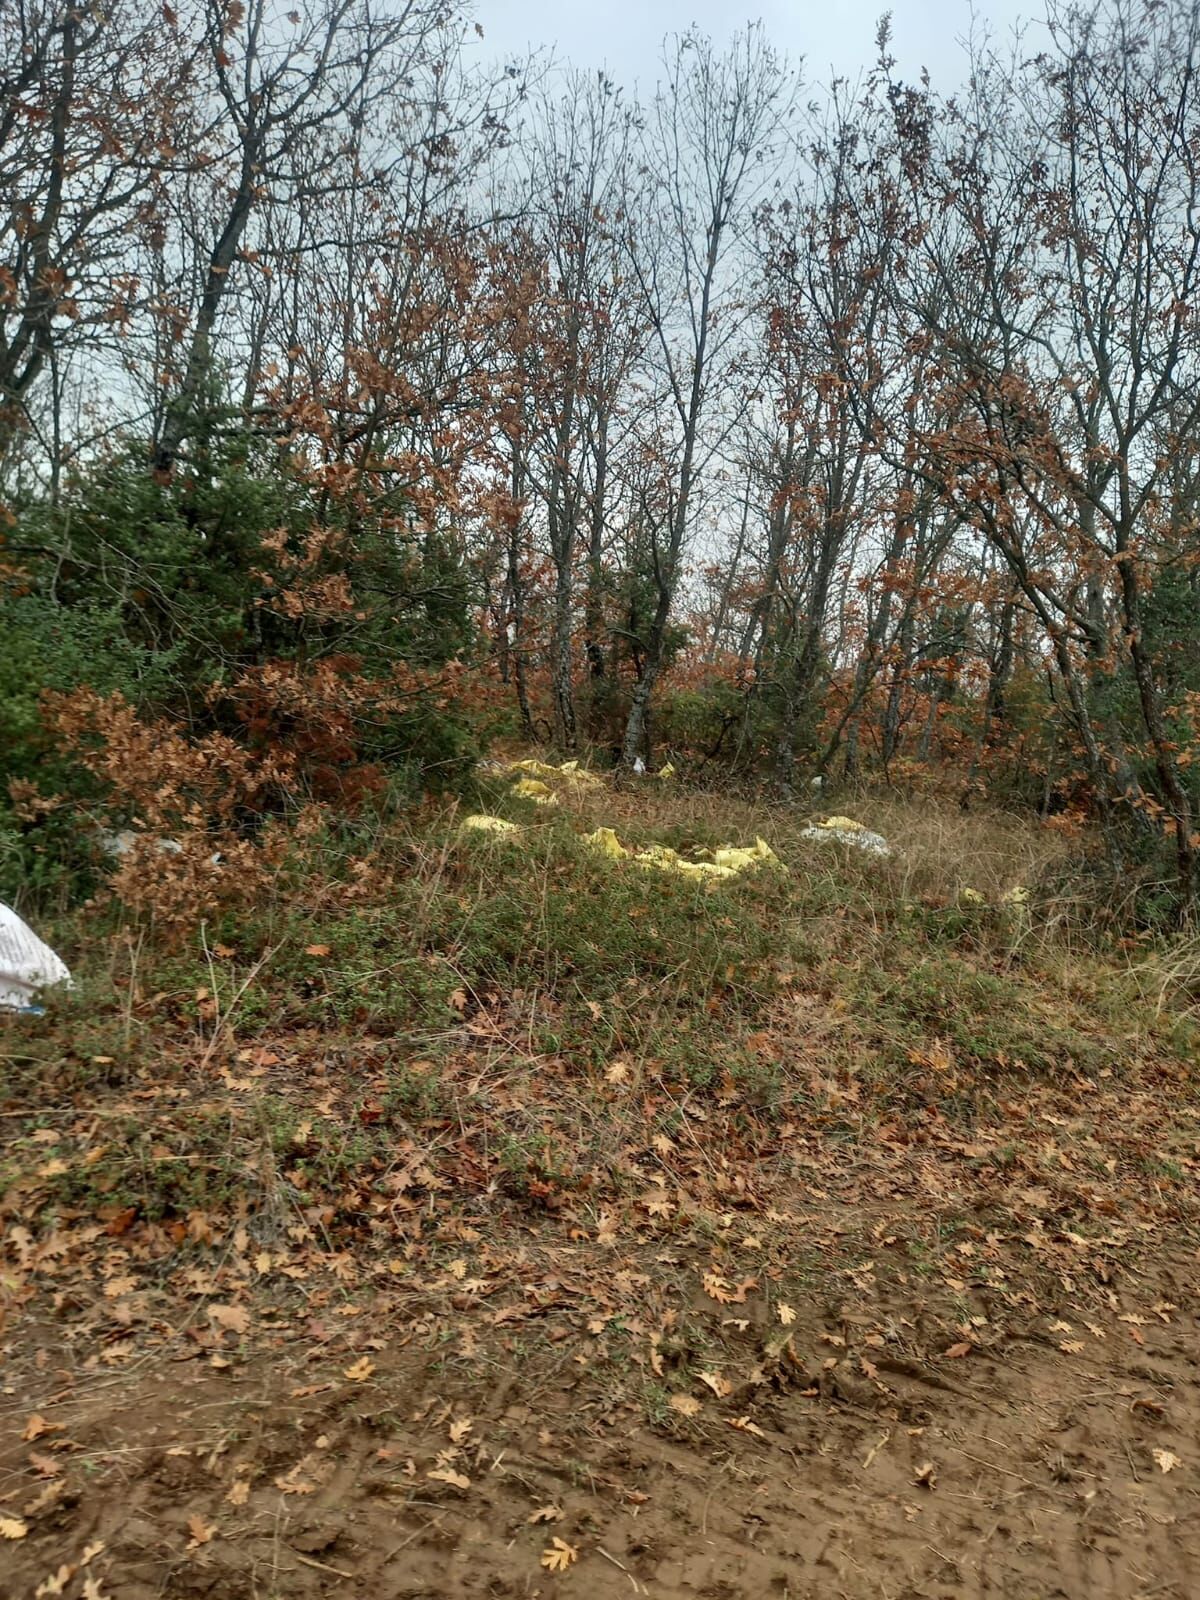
[2,776,1199,1599]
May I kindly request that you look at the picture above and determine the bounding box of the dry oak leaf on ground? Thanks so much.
[427,1467,471,1491]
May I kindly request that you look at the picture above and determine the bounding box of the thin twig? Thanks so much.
[947,1445,1041,1490]
[288,1549,355,1579]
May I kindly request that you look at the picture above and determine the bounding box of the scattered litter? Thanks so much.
[0,901,72,1013]
[502,758,604,791]
[800,815,891,857]
[632,756,646,775]
[99,828,184,858]
[658,762,677,780]
[1002,885,1029,905]
[959,888,986,904]
[583,828,783,880]
[511,778,558,805]
[461,815,522,837]
[585,827,626,859]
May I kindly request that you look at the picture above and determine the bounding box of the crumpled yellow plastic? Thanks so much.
[462,814,522,836]
[635,844,736,879]
[1002,885,1029,905]
[505,758,605,790]
[959,887,986,904]
[512,777,559,805]
[583,828,782,880]
[584,826,626,858]
[714,837,781,871]
[819,815,867,832]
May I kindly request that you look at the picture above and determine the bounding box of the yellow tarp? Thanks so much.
[583,828,782,880]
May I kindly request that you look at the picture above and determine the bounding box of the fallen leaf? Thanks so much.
[527,1505,564,1524]
[186,1514,216,1549]
[22,1414,62,1443]
[427,1467,470,1491]
[1059,1339,1086,1354]
[35,1565,74,1596]
[668,1394,701,1417]
[80,1542,105,1566]
[23,1481,66,1518]
[226,1479,250,1506]
[943,1341,972,1359]
[778,1304,796,1327]
[448,1417,473,1444]
[305,944,331,957]
[1153,1449,1182,1474]
[82,1579,110,1600]
[0,1516,29,1539]
[273,1469,316,1495]
[343,1356,375,1382]
[913,1462,937,1489]
[698,1370,732,1399]
[702,1271,734,1304]
[540,1537,578,1572]
[208,1303,249,1335]
[727,1415,766,1438]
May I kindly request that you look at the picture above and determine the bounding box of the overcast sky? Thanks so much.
[467,0,1042,95]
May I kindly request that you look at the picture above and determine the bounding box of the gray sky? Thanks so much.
[468,0,1041,94]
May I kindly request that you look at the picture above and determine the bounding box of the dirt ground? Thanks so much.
[3,1103,1198,1600]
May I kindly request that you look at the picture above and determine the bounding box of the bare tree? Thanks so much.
[891,0,1200,897]
[153,0,455,472]
[0,0,185,465]
[616,25,797,767]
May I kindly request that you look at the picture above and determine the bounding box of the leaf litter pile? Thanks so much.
[2,783,1199,1598]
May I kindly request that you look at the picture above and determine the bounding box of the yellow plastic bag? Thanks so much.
[583,826,627,859]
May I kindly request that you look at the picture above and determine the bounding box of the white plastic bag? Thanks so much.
[0,901,72,1012]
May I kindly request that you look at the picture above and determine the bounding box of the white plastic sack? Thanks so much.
[800,817,891,857]
[0,901,72,1012]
